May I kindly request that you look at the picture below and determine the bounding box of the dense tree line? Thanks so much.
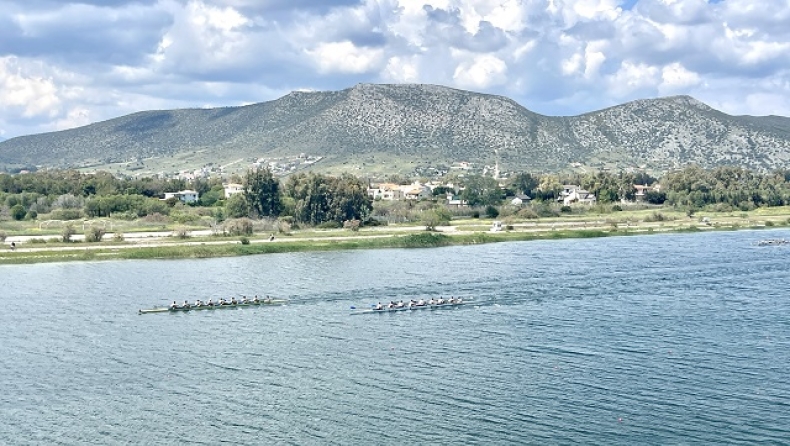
[4,165,790,225]
[0,169,373,226]
[661,165,790,210]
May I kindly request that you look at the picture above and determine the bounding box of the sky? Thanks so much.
[1,0,789,140]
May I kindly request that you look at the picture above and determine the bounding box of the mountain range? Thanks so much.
[1,83,789,175]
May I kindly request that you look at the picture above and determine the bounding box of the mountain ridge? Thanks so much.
[1,83,789,174]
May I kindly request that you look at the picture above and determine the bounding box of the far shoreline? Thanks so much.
[2,213,787,265]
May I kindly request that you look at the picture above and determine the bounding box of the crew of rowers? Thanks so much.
[373,297,463,310]
[169,295,274,309]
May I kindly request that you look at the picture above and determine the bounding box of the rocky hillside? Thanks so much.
[1,83,789,173]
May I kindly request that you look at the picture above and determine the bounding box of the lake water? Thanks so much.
[2,229,789,445]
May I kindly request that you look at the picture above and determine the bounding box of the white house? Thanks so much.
[633,184,661,202]
[447,194,468,206]
[223,183,244,198]
[368,183,404,201]
[563,189,596,206]
[164,190,199,204]
[511,194,532,206]
[400,182,432,200]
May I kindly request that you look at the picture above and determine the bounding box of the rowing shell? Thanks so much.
[139,299,286,314]
[351,301,467,315]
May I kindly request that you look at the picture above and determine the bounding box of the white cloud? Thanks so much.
[1,0,790,139]
[383,56,420,82]
[306,41,385,74]
[0,57,61,118]
[152,0,254,72]
[607,61,660,97]
[659,62,701,93]
[452,53,507,89]
[54,107,92,131]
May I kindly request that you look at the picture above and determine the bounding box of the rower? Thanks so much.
[182,300,190,309]
[170,300,178,309]
[219,298,227,305]
[375,302,383,310]
[253,295,260,303]
[265,295,272,303]
[428,298,435,305]
[417,299,425,306]
[242,295,249,303]
[195,299,202,307]
[231,297,238,305]
[207,299,214,306]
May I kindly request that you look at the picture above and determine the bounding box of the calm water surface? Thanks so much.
[1,230,789,445]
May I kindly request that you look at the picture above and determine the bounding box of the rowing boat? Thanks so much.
[350,301,467,315]
[139,299,287,314]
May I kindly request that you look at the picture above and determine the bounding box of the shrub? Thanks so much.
[401,232,451,248]
[471,211,480,219]
[112,232,125,242]
[422,209,449,231]
[29,238,48,244]
[223,218,254,236]
[276,218,292,234]
[517,208,539,219]
[318,221,342,229]
[239,236,250,245]
[560,205,572,213]
[534,203,559,218]
[644,212,667,222]
[142,213,168,223]
[173,226,191,239]
[171,211,200,224]
[765,221,775,227]
[0,231,6,242]
[363,217,387,227]
[111,211,139,221]
[343,219,361,231]
[11,204,26,221]
[25,210,38,220]
[84,227,106,243]
[485,205,499,219]
[611,205,622,212]
[49,209,84,221]
[61,224,76,243]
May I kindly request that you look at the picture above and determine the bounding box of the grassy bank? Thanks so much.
[4,222,782,265]
[3,205,790,265]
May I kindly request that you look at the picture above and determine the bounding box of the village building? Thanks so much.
[368,183,403,201]
[558,185,596,205]
[510,194,532,207]
[163,190,199,204]
[223,183,244,198]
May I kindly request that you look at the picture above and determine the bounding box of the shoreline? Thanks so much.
[2,216,786,265]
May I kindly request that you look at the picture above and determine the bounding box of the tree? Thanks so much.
[329,174,373,223]
[10,204,25,221]
[243,168,282,218]
[460,175,501,206]
[510,172,539,196]
[284,173,373,225]
[225,193,250,219]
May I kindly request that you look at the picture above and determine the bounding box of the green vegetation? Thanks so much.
[4,165,790,265]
